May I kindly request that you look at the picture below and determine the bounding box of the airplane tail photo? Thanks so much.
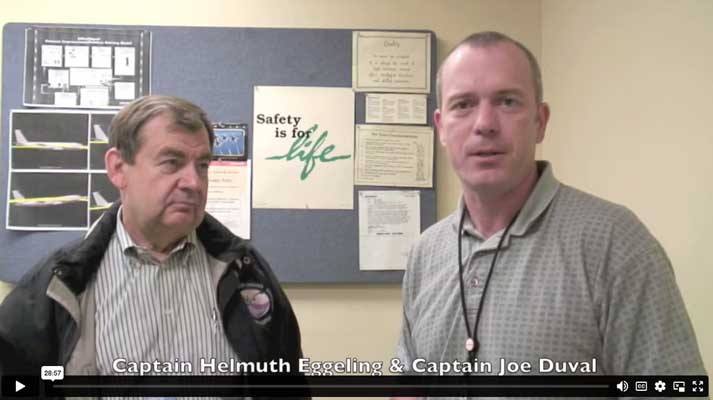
[93,125,109,141]
[92,191,110,206]
[11,190,24,199]
[14,129,29,145]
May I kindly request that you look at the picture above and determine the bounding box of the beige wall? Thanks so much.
[541,0,712,371]
[1,0,709,390]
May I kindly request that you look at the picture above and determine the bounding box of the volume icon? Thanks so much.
[617,381,629,392]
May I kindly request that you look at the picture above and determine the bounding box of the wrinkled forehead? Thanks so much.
[136,112,211,150]
[139,112,207,138]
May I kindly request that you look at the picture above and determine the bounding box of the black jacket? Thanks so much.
[0,203,304,386]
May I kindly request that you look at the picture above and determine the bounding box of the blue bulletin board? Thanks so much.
[1,22,437,283]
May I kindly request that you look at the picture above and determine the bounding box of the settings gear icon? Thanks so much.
[654,380,666,392]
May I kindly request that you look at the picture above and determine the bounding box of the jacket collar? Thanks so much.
[53,201,243,294]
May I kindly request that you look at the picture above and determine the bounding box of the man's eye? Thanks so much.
[500,97,519,107]
[452,100,472,110]
[160,159,180,171]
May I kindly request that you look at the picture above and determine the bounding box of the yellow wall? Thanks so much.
[1,0,709,392]
[541,0,712,372]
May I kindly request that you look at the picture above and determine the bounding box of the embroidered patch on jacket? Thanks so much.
[240,285,272,321]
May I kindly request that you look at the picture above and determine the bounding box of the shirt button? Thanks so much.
[469,277,480,288]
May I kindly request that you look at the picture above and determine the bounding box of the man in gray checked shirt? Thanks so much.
[394,31,706,398]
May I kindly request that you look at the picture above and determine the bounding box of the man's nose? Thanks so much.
[473,102,498,136]
[178,164,203,191]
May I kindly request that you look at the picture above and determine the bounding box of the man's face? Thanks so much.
[109,113,212,239]
[435,42,549,196]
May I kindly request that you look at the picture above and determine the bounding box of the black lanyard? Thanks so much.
[457,207,519,366]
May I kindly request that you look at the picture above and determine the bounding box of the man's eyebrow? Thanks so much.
[495,88,526,97]
[446,91,474,103]
[156,148,186,159]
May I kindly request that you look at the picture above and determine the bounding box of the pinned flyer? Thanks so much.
[352,31,431,93]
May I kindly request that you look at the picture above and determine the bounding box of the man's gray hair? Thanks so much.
[436,31,543,108]
[109,95,214,164]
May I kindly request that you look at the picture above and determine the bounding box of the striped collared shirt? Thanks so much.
[93,208,240,399]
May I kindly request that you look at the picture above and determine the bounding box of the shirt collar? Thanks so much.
[452,160,560,238]
[116,206,197,263]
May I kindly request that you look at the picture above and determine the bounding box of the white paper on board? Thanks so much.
[206,160,252,239]
[114,47,136,76]
[352,31,431,93]
[70,68,112,87]
[47,69,69,89]
[41,45,63,67]
[80,87,109,107]
[91,46,112,68]
[253,86,355,210]
[365,93,427,124]
[114,82,136,100]
[358,190,420,270]
[64,45,89,68]
[54,92,77,106]
[354,124,433,188]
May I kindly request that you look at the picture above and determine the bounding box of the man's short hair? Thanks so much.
[436,31,544,108]
[109,95,214,164]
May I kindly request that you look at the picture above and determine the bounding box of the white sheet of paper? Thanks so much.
[47,69,69,89]
[206,160,252,239]
[64,45,89,68]
[91,46,112,68]
[41,45,63,67]
[80,87,109,107]
[114,81,136,100]
[70,68,112,87]
[359,190,420,270]
[365,93,427,124]
[253,86,355,209]
[114,47,135,76]
[352,31,431,93]
[355,124,433,188]
[54,92,77,106]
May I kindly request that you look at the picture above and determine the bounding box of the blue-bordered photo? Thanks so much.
[212,124,248,161]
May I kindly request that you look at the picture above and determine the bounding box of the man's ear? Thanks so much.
[105,147,128,190]
[435,108,447,147]
[535,102,550,143]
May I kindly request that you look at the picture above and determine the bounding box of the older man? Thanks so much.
[395,31,705,393]
[0,96,303,391]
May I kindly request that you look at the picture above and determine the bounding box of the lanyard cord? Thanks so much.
[457,207,519,365]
